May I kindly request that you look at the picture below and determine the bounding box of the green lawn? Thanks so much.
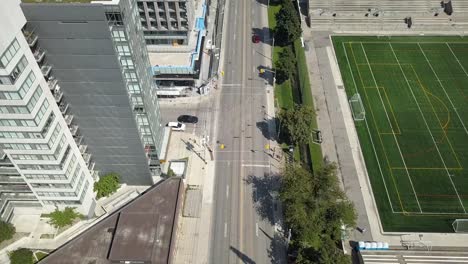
[294,39,323,169]
[333,36,468,232]
[269,3,323,171]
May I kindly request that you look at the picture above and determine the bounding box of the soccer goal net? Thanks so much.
[349,93,365,121]
[453,219,468,233]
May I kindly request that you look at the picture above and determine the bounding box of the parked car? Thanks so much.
[167,122,186,131]
[177,115,199,124]
[252,34,261,43]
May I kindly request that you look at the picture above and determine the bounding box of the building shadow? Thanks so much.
[244,173,281,226]
[230,246,256,264]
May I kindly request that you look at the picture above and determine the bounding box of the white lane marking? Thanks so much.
[226,185,229,198]
[224,222,227,238]
[233,33,237,40]
[255,222,258,237]
[242,164,270,168]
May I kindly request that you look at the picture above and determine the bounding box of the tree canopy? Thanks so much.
[278,104,315,145]
[280,162,356,263]
[94,172,120,199]
[275,46,296,84]
[275,0,302,46]
[9,248,33,264]
[48,207,83,229]
[0,220,15,243]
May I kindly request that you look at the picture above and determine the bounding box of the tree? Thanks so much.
[0,220,15,243]
[275,46,296,84]
[9,248,33,264]
[48,207,83,229]
[94,172,120,199]
[275,0,302,46]
[280,161,356,263]
[278,104,315,145]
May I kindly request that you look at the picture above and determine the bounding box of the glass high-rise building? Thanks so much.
[0,0,164,219]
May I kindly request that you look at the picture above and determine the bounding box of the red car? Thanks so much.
[252,35,261,43]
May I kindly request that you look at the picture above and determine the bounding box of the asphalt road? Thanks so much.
[160,102,212,137]
[210,0,285,263]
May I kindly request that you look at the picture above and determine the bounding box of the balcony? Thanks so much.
[88,161,96,171]
[91,170,99,181]
[59,102,69,115]
[74,135,84,145]
[53,89,63,103]
[79,144,88,154]
[33,48,45,62]
[82,153,92,165]
[23,31,38,47]
[69,124,79,136]
[64,114,74,126]
[41,64,52,77]
[47,78,58,91]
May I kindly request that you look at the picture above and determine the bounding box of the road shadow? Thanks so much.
[251,27,274,45]
[255,116,277,141]
[267,232,288,264]
[244,173,281,226]
[256,65,274,85]
[230,246,256,264]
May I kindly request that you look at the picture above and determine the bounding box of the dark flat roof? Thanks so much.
[41,177,183,264]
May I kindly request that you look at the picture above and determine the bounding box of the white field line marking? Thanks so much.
[224,222,228,238]
[394,211,468,215]
[389,43,466,214]
[241,164,270,168]
[360,42,422,213]
[255,222,258,237]
[446,43,468,78]
[417,43,468,136]
[226,185,229,198]
[343,42,395,212]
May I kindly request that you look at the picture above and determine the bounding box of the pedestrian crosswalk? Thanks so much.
[361,251,468,264]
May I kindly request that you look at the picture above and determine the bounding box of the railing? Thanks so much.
[79,144,88,154]
[33,48,45,62]
[47,78,58,90]
[59,102,69,115]
[64,114,74,126]
[23,30,38,47]
[41,64,52,77]
[53,89,63,103]
[69,125,79,136]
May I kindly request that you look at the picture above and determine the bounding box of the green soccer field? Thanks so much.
[332,36,468,232]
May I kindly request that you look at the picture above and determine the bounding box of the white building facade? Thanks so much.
[0,0,96,216]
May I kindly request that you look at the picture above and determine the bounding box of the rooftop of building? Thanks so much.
[150,0,207,76]
[40,177,183,264]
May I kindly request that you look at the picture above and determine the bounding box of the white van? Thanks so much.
[167,122,186,131]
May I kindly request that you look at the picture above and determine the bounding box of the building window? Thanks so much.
[0,38,20,68]
[0,56,28,84]
[111,30,127,42]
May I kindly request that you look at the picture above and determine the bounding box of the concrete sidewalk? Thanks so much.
[167,131,215,264]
